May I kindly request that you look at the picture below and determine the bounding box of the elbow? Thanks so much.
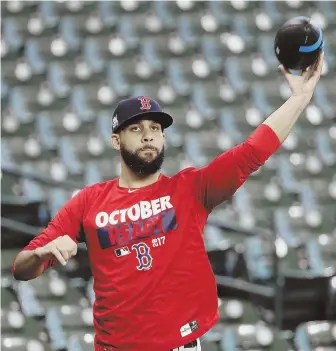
[12,269,38,281]
[236,142,265,175]
[11,260,20,281]
[247,124,282,160]
[11,263,28,281]
[12,259,39,282]
[12,268,25,281]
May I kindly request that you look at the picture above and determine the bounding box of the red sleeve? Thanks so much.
[13,187,88,272]
[192,124,281,212]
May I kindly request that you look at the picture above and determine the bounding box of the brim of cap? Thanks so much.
[115,111,174,132]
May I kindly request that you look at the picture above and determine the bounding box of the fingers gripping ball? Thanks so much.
[274,16,324,71]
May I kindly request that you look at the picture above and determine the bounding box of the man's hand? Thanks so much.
[34,235,78,266]
[279,51,324,98]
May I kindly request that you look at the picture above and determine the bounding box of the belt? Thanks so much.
[98,339,198,351]
[170,339,198,350]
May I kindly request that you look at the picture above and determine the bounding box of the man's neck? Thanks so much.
[118,168,161,189]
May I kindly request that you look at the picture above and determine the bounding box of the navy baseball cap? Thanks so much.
[111,96,173,133]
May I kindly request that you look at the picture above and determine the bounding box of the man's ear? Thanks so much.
[111,133,120,150]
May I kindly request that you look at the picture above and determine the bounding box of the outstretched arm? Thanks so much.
[192,52,324,211]
[263,52,324,142]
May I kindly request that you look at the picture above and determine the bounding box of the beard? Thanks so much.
[120,144,165,178]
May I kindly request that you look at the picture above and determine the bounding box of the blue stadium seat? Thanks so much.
[39,1,60,28]
[84,162,102,186]
[21,164,45,202]
[218,298,260,324]
[9,88,32,124]
[184,132,207,167]
[218,109,244,143]
[231,14,257,51]
[316,2,336,26]
[83,38,105,74]
[1,139,15,166]
[166,60,191,97]
[106,61,131,96]
[35,113,58,150]
[314,84,335,121]
[2,18,23,53]
[70,86,94,122]
[58,137,83,175]
[15,282,45,318]
[273,209,301,247]
[1,309,26,333]
[220,323,292,350]
[200,37,225,73]
[45,308,68,350]
[47,63,71,98]
[224,57,249,96]
[67,332,94,351]
[1,336,48,351]
[295,321,336,350]
[25,40,47,75]
[59,17,81,52]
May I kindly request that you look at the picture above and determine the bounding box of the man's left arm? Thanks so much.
[192,53,324,211]
[192,123,280,212]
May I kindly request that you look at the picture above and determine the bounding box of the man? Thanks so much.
[12,53,324,351]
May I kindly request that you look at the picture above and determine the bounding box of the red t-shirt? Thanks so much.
[14,124,281,351]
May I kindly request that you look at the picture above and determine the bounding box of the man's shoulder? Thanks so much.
[84,178,119,194]
[170,166,198,181]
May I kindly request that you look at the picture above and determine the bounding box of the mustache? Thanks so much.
[138,146,159,152]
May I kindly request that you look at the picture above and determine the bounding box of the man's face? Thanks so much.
[112,119,165,178]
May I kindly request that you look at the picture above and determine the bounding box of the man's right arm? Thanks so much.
[12,250,46,281]
[12,187,88,281]
[12,235,78,281]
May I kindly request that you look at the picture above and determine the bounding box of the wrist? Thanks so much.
[291,92,313,102]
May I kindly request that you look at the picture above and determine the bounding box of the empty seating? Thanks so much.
[295,321,336,350]
[221,323,292,350]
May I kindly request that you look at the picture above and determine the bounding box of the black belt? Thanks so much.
[99,339,198,351]
[170,339,197,350]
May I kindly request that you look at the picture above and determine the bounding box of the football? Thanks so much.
[274,16,324,71]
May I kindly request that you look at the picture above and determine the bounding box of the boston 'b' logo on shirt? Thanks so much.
[138,96,151,110]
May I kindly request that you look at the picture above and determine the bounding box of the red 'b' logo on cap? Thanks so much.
[138,96,151,110]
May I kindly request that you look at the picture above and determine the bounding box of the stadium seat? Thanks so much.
[67,332,94,351]
[44,308,68,350]
[295,321,336,350]
[25,270,85,308]
[1,139,15,167]
[220,323,292,350]
[20,164,45,202]
[2,18,23,53]
[1,336,49,351]
[218,298,260,325]
[15,281,45,318]
[316,2,336,27]
[45,305,94,343]
[1,285,18,308]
